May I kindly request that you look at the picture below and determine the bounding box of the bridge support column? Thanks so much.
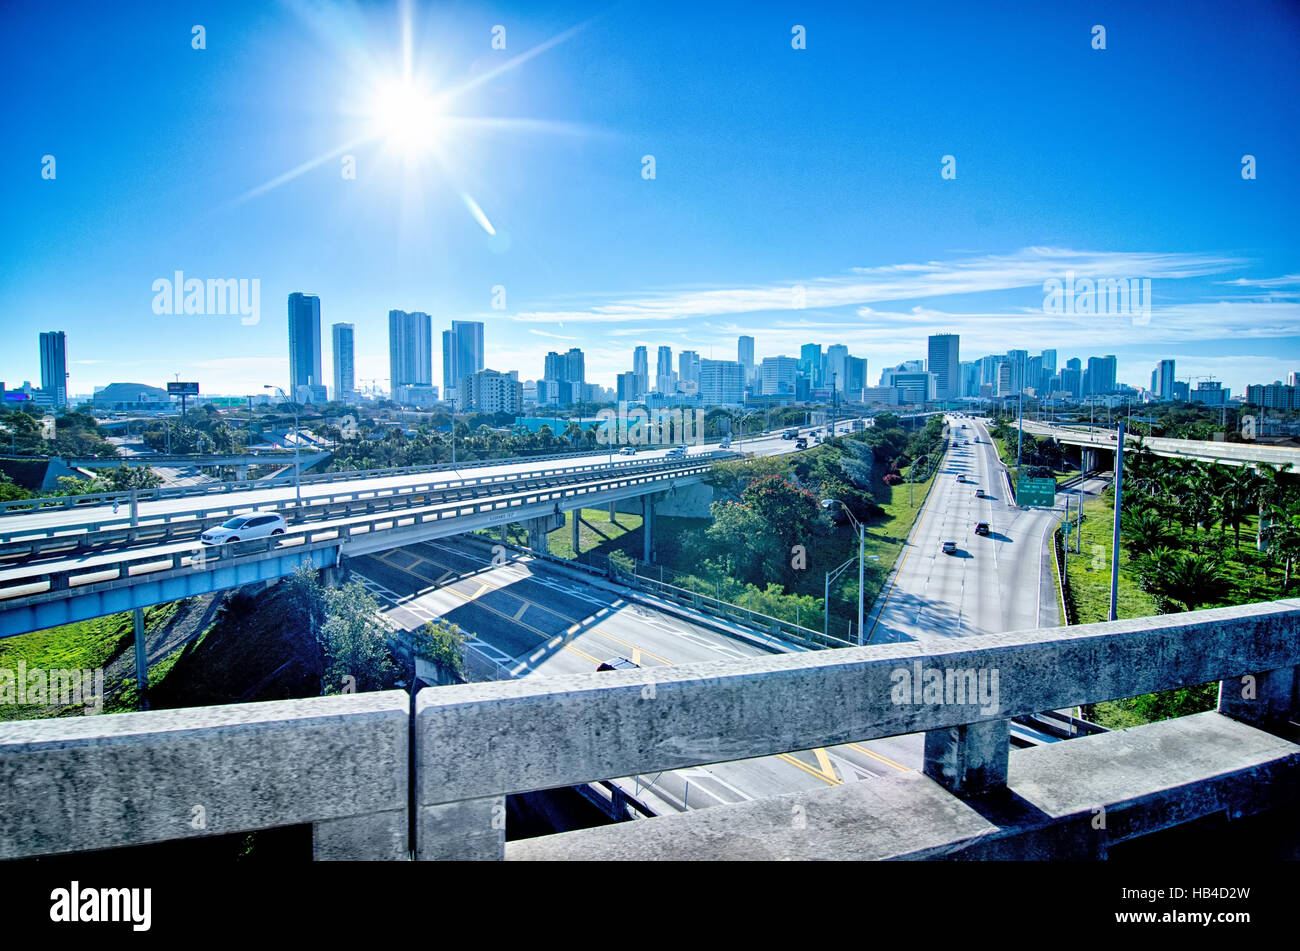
[524,513,563,554]
[132,607,148,710]
[571,509,580,555]
[1218,666,1298,736]
[1081,448,1096,473]
[923,719,1009,795]
[417,795,505,860]
[234,464,249,480]
[642,494,656,563]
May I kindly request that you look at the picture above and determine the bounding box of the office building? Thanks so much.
[389,310,433,404]
[1041,349,1057,376]
[1058,366,1083,399]
[656,346,675,394]
[760,356,799,396]
[893,371,935,404]
[331,323,355,402]
[632,346,649,398]
[616,371,640,404]
[1246,382,1300,411]
[845,357,868,400]
[699,359,745,405]
[39,330,68,408]
[927,333,960,401]
[678,351,701,388]
[799,344,822,388]
[826,344,849,393]
[738,336,755,381]
[287,293,326,402]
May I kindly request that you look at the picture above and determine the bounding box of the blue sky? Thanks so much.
[3,0,1299,398]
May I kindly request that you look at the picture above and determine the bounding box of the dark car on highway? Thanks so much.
[975,522,990,536]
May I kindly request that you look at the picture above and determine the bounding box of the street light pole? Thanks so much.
[1108,420,1126,621]
[821,498,865,645]
[265,385,301,506]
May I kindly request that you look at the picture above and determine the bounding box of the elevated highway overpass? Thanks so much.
[1021,420,1300,470]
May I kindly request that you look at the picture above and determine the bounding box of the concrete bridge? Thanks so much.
[0,453,730,637]
[1,600,1296,860]
[1022,420,1300,471]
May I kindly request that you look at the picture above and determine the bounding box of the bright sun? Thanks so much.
[369,79,444,157]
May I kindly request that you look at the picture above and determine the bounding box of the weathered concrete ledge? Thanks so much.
[0,691,409,860]
[505,712,1300,860]
[415,600,1300,807]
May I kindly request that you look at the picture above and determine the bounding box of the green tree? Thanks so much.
[412,619,468,680]
[317,581,396,693]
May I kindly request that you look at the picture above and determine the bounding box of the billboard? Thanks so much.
[167,382,200,396]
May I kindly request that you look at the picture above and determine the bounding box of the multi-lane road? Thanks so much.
[353,534,919,814]
[867,416,1065,643]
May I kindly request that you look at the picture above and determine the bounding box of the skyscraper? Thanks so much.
[1005,349,1029,395]
[632,346,649,398]
[678,350,701,387]
[1041,349,1057,376]
[799,343,822,387]
[1152,359,1175,400]
[564,348,585,384]
[845,357,868,399]
[760,356,799,396]
[738,336,755,380]
[826,344,849,393]
[390,310,433,402]
[287,293,324,402]
[39,331,67,408]
[331,323,355,402]
[927,333,960,401]
[656,346,674,393]
[441,320,484,400]
[1087,355,1117,395]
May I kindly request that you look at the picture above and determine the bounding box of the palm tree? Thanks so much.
[1261,498,1300,594]
[1252,461,1295,551]
[1122,508,1174,555]
[1138,547,1229,612]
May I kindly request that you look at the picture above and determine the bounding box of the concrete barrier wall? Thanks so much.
[2,601,1298,861]
[0,691,409,861]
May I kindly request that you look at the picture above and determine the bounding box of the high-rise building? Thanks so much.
[760,356,799,396]
[699,359,745,405]
[927,333,960,401]
[287,293,325,402]
[564,348,585,384]
[331,323,355,402]
[458,368,522,413]
[959,360,980,398]
[1005,350,1029,395]
[633,346,649,398]
[656,346,675,393]
[845,357,868,400]
[1086,355,1117,395]
[1041,349,1057,376]
[678,351,701,387]
[738,336,755,381]
[1190,381,1228,406]
[1058,366,1082,398]
[799,344,822,387]
[1066,357,1082,373]
[826,344,849,393]
[441,321,484,401]
[543,351,565,382]
[389,310,433,404]
[893,372,935,404]
[616,371,639,403]
[38,331,67,408]
[1026,355,1044,394]
[1151,359,1176,400]
[1246,382,1300,410]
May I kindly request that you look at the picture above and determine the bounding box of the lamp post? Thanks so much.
[821,498,865,644]
[264,385,301,506]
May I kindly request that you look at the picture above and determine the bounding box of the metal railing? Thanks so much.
[0,459,725,602]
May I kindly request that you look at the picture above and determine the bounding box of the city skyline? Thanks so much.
[4,1,1298,398]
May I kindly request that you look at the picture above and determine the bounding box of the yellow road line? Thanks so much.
[632,647,641,665]
[778,752,841,786]
[847,742,909,773]
[813,747,837,780]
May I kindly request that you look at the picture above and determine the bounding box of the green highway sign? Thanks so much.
[1018,476,1057,507]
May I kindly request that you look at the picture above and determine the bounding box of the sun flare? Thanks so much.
[368,78,444,157]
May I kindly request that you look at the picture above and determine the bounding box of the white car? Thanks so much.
[666,446,687,458]
[201,512,287,545]
[619,446,636,455]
